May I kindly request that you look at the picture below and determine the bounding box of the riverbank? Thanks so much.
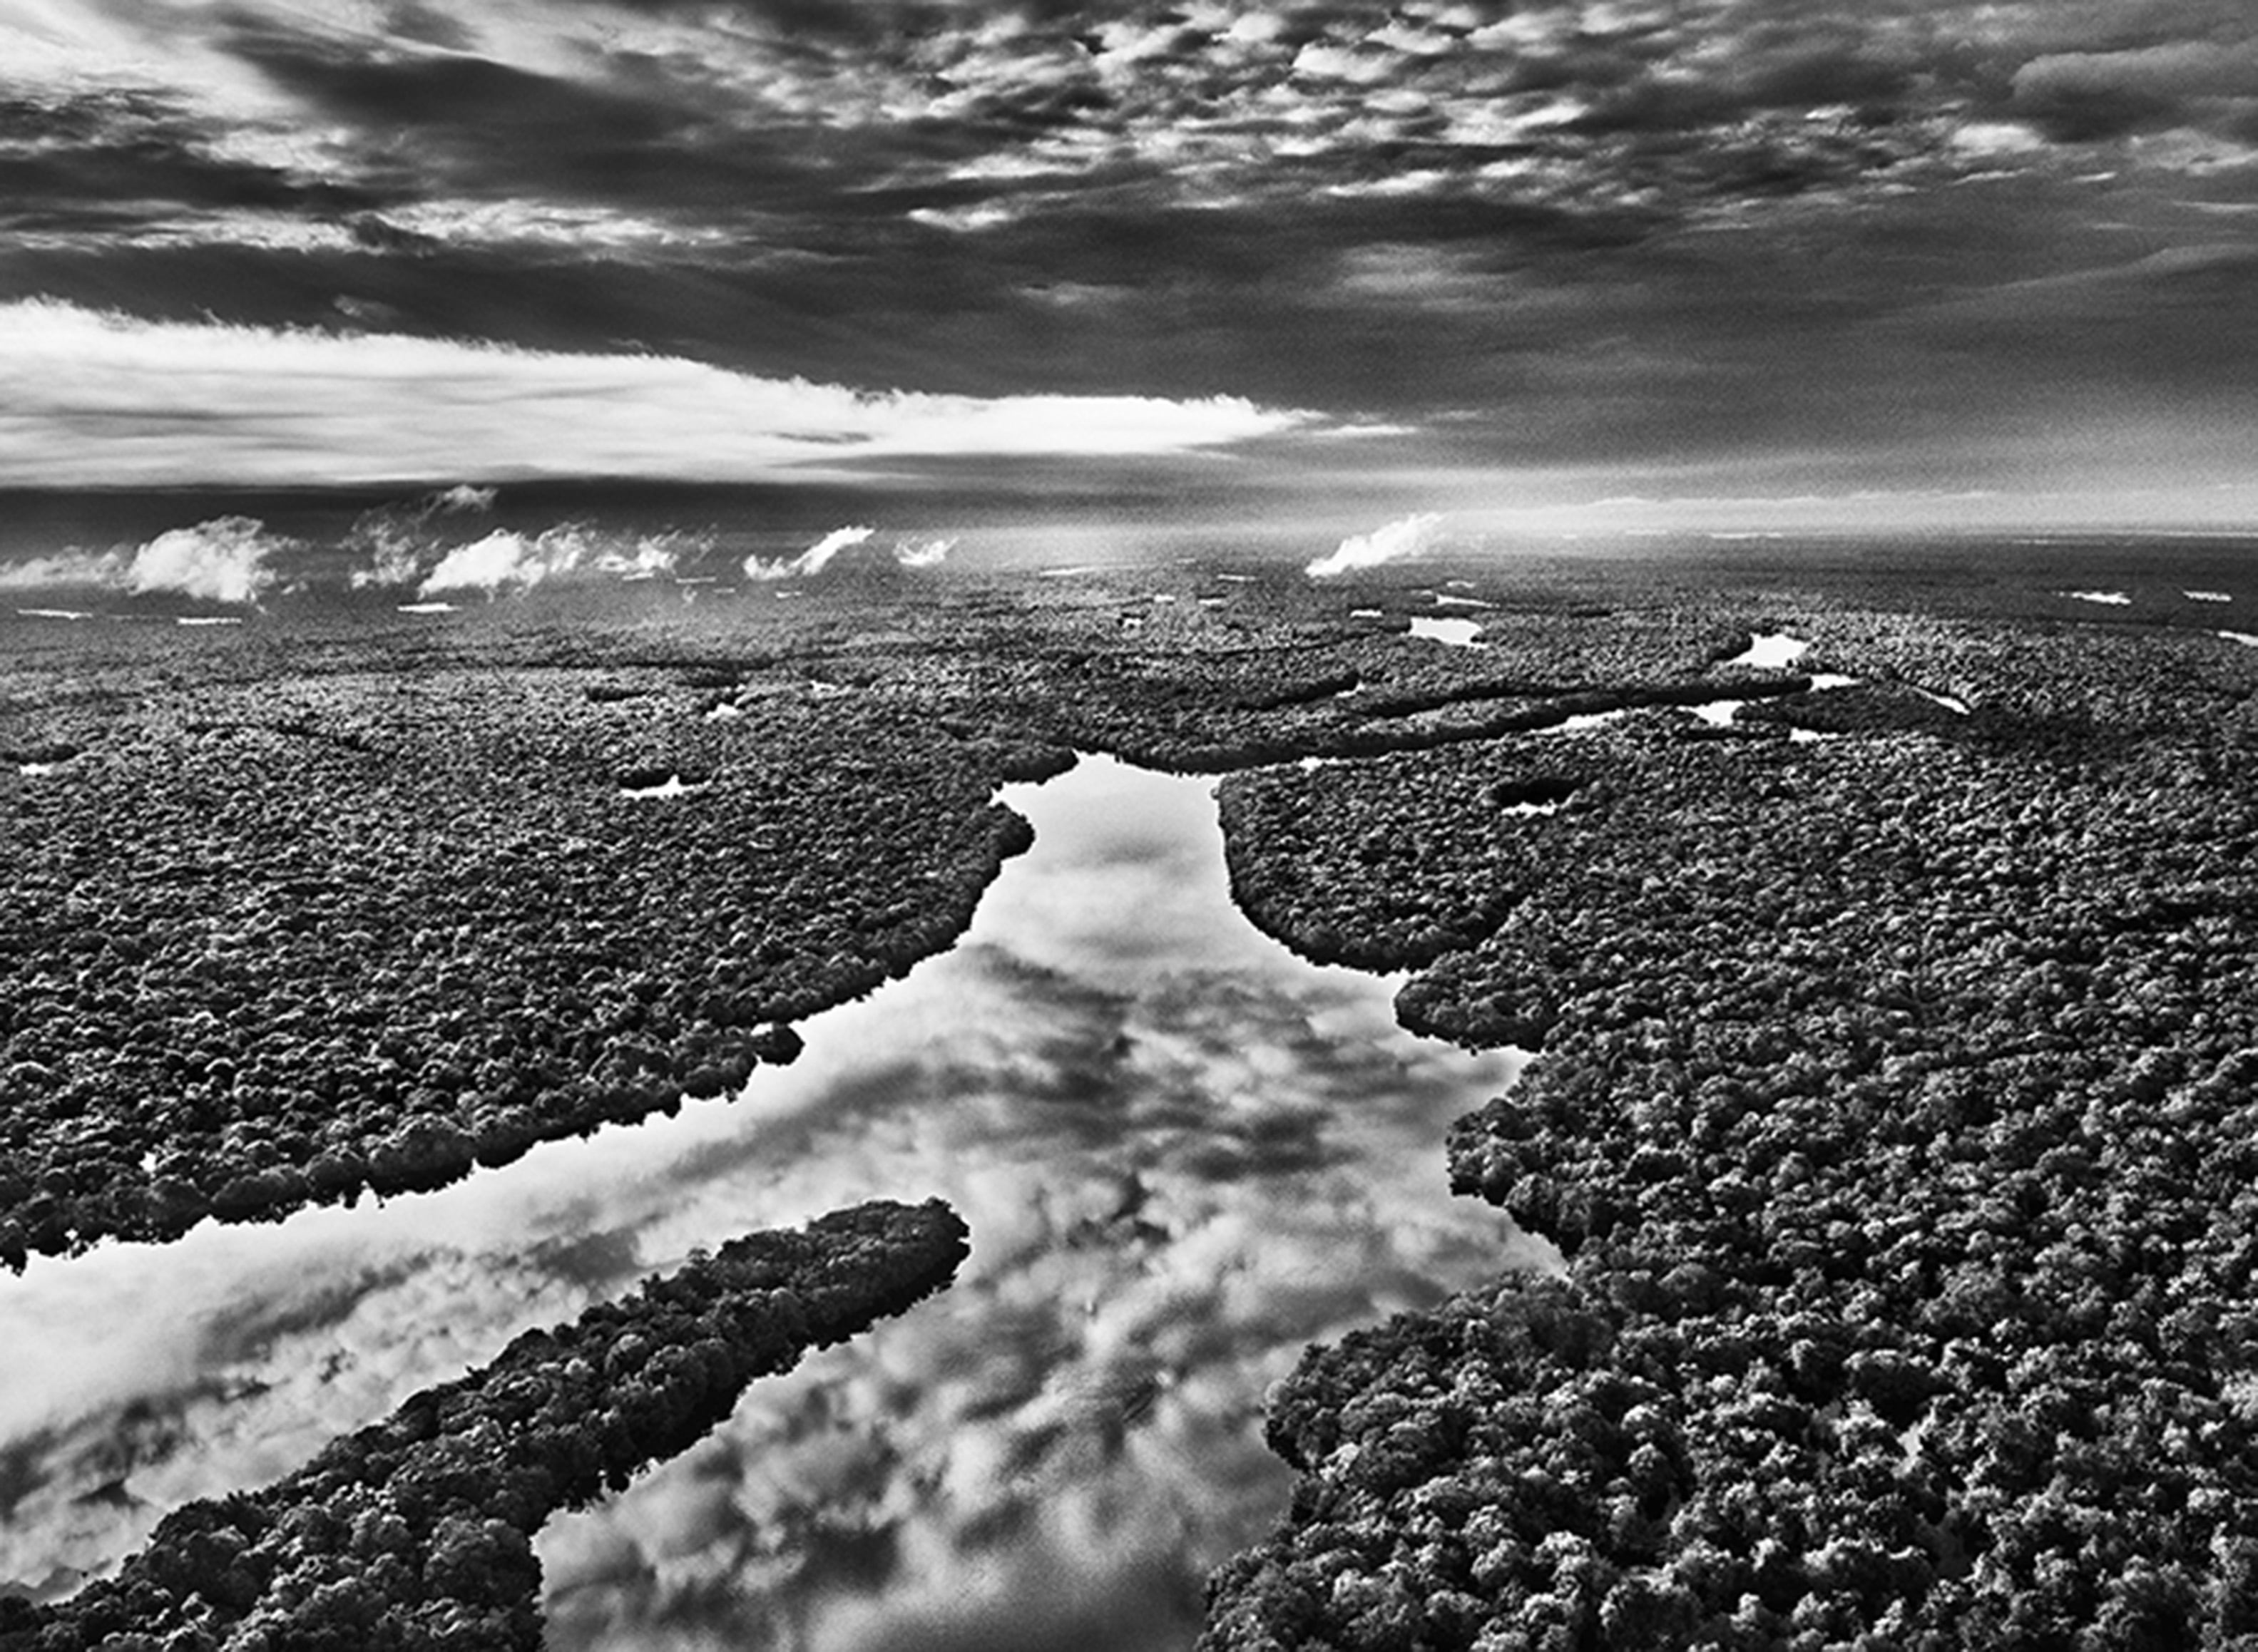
[0,628,1064,1266]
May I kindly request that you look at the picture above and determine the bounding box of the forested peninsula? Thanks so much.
[0,1200,966,1651]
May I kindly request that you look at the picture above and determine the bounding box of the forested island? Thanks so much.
[5,546,2255,1646]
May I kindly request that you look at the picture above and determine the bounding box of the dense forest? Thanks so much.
[6,560,2256,1644]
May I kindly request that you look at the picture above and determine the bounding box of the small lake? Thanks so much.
[0,755,1547,1649]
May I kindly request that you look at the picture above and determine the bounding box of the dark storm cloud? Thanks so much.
[228,38,672,143]
[1732,39,1917,111]
[219,24,706,200]
[379,1,479,53]
[2010,42,2258,143]
[1886,241,2258,383]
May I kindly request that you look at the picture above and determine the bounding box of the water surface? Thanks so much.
[1407,615,1483,647]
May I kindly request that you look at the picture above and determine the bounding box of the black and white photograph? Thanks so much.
[2,2,2256,1647]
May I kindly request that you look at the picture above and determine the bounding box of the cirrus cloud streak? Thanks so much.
[0,300,1313,488]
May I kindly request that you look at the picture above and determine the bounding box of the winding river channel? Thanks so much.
[0,754,1551,1650]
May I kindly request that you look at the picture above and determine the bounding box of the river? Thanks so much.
[0,754,1550,1649]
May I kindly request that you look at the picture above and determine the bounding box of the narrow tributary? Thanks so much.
[0,754,1550,1650]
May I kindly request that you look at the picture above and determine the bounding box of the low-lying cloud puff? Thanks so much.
[348,486,499,590]
[1305,511,1446,578]
[128,517,281,603]
[0,302,1311,488]
[0,516,284,603]
[418,529,576,596]
[742,524,873,581]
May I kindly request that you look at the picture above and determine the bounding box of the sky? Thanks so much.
[1,0,2256,530]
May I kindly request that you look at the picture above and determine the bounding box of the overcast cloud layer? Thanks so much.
[2,1,2255,516]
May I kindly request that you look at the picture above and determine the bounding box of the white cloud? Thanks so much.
[0,302,1310,487]
[909,202,1023,232]
[1950,120,2050,158]
[349,534,422,591]
[1291,41,1400,85]
[895,535,955,569]
[347,486,499,589]
[128,516,280,602]
[596,535,686,582]
[796,524,874,576]
[337,497,702,594]
[1304,511,1446,578]
[431,483,498,513]
[0,550,121,590]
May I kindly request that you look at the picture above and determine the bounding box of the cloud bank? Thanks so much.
[412,523,695,596]
[1305,511,1446,578]
[0,302,1311,488]
[0,516,285,603]
[339,489,703,594]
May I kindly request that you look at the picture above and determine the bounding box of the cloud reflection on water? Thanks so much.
[0,756,1541,1648]
[538,758,1541,1651]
